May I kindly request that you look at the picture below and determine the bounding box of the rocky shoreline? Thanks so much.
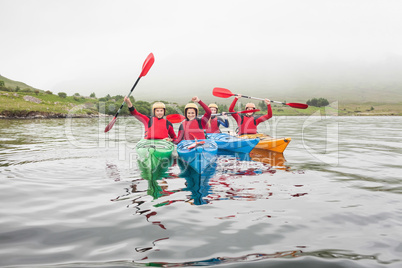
[0,110,110,119]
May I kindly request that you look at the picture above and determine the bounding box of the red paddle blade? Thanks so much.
[286,103,309,109]
[104,117,117,132]
[139,53,155,77]
[188,143,196,149]
[187,143,199,149]
[238,109,260,114]
[212,87,234,98]
[166,114,185,123]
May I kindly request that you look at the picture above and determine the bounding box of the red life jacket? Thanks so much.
[145,117,171,139]
[182,119,206,140]
[205,117,220,133]
[238,115,257,135]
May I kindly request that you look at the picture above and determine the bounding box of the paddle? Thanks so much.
[187,133,205,149]
[212,109,260,116]
[188,141,205,149]
[213,87,309,109]
[166,109,261,123]
[166,114,186,123]
[104,53,155,132]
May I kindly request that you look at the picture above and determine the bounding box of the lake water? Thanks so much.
[0,115,401,268]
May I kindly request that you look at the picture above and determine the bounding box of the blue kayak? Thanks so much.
[177,139,218,174]
[206,133,259,153]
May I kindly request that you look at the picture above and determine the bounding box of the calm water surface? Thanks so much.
[0,116,401,268]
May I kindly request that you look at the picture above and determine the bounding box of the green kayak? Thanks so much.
[135,139,174,171]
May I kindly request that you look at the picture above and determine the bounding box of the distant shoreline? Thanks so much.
[0,112,111,120]
[1,90,402,119]
[1,112,400,120]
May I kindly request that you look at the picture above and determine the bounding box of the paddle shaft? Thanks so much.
[113,77,141,118]
[211,112,234,116]
[235,94,285,105]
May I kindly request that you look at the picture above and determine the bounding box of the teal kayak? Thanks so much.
[135,139,174,171]
[177,139,218,174]
[206,133,259,153]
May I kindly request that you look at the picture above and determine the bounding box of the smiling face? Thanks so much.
[210,107,218,114]
[154,108,165,118]
[245,106,255,116]
[186,108,197,120]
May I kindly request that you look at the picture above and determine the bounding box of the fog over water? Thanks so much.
[1,0,402,102]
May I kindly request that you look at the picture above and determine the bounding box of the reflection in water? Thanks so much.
[216,150,289,176]
[129,150,290,209]
[178,159,217,205]
[105,162,121,181]
[131,157,176,230]
[248,148,288,170]
[138,157,173,200]
[141,248,383,267]
[144,250,303,267]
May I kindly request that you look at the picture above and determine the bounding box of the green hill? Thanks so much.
[0,74,41,92]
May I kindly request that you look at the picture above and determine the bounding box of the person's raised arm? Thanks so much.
[199,101,211,128]
[256,99,272,124]
[229,95,242,123]
[124,96,149,125]
[192,96,211,128]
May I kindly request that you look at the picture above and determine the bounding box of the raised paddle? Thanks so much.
[104,53,155,132]
[213,87,309,109]
[166,109,261,123]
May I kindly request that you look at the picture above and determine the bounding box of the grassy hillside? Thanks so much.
[0,75,41,92]
[0,91,99,117]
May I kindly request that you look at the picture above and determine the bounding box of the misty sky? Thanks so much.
[1,0,402,102]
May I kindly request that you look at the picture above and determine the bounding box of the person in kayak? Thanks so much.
[205,103,229,133]
[175,96,211,143]
[229,94,272,135]
[124,96,177,141]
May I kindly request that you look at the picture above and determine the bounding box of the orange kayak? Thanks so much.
[239,133,291,153]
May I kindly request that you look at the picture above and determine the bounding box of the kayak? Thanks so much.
[206,133,259,153]
[177,139,218,174]
[135,139,174,171]
[239,134,291,153]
